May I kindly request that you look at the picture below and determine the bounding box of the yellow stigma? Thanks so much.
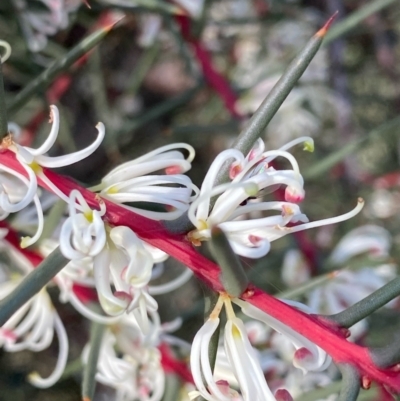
[303,140,314,153]
[106,185,119,195]
[231,325,241,338]
[84,210,94,223]
[28,161,42,174]
[197,219,208,231]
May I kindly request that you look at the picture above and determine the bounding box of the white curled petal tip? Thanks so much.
[27,313,68,388]
[34,121,105,168]
[87,212,107,256]
[59,219,86,260]
[0,164,38,213]
[289,198,365,233]
[0,40,12,62]
[20,195,44,248]
[228,237,271,259]
[293,347,332,374]
[25,105,60,157]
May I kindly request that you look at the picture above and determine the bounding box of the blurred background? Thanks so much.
[0,0,400,400]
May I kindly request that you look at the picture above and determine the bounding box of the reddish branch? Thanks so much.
[1,149,399,393]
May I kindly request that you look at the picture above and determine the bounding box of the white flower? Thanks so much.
[60,190,107,260]
[0,280,68,388]
[190,295,282,401]
[12,105,104,172]
[1,105,105,247]
[188,138,364,258]
[91,143,199,220]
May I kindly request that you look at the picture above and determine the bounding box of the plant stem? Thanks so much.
[328,277,400,329]
[0,247,68,326]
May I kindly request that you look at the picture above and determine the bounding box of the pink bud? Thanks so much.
[165,165,183,175]
[229,163,242,179]
[275,389,293,401]
[216,380,230,396]
[285,186,304,203]
[114,291,132,303]
[293,347,315,371]
[249,235,262,245]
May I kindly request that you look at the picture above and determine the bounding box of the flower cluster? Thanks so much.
[188,137,363,258]
[0,104,387,401]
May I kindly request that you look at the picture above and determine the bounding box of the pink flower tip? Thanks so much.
[249,235,262,245]
[0,328,17,341]
[293,347,314,370]
[275,389,293,401]
[284,186,304,203]
[165,165,184,175]
[229,163,242,179]
[216,380,231,396]
[114,291,133,303]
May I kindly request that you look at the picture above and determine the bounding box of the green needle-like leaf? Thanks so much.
[214,13,337,186]
[0,246,68,326]
[82,321,105,401]
[7,22,118,116]
[329,276,400,329]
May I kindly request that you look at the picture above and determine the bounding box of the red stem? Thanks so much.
[1,149,399,392]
